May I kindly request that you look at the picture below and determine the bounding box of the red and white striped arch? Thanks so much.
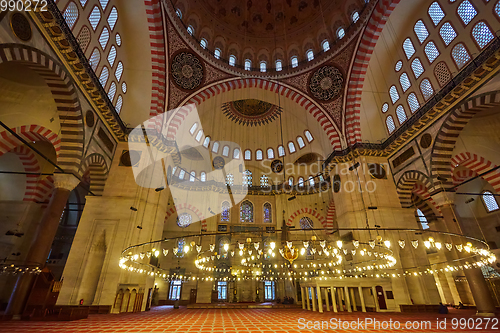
[145,0,166,131]
[165,203,207,231]
[345,0,401,145]
[451,152,500,193]
[325,199,336,230]
[166,78,342,149]
[287,207,327,229]
[10,146,41,202]
[453,168,477,186]
[0,125,61,159]
[412,183,441,214]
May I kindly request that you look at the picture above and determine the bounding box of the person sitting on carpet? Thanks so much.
[439,303,448,314]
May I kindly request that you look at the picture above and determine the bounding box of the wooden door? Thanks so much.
[190,289,197,304]
[375,286,387,310]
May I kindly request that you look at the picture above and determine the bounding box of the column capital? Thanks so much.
[431,192,455,208]
[53,173,80,192]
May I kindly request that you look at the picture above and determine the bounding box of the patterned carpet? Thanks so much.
[1,306,499,332]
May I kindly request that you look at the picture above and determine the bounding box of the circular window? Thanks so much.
[381,103,389,113]
[177,213,192,228]
[368,163,387,179]
[420,133,432,149]
[120,150,140,167]
[10,13,32,42]
[85,110,95,127]
[395,60,403,72]
[116,33,122,46]
[122,82,127,93]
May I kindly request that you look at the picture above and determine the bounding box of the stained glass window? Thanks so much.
[305,131,313,142]
[411,58,424,79]
[233,148,240,159]
[389,85,399,104]
[322,40,330,52]
[195,130,203,142]
[300,217,313,229]
[222,145,230,157]
[108,81,116,102]
[225,173,234,186]
[399,73,411,92]
[337,27,345,39]
[297,136,305,148]
[424,41,440,64]
[263,202,272,223]
[396,105,407,124]
[291,56,298,68]
[386,115,396,134]
[176,239,185,257]
[414,20,429,44]
[99,27,109,49]
[352,11,359,23]
[240,200,254,223]
[278,145,285,157]
[177,213,192,228]
[407,93,420,113]
[115,95,123,114]
[214,48,221,59]
[89,6,101,31]
[256,149,263,160]
[99,66,109,87]
[187,25,194,35]
[200,38,207,49]
[457,0,477,26]
[428,2,445,26]
[472,22,494,49]
[483,191,499,212]
[420,78,434,101]
[440,22,457,46]
[267,148,274,159]
[306,50,314,61]
[108,45,117,67]
[63,2,79,30]
[200,171,206,182]
[244,149,251,160]
[221,201,230,221]
[243,170,252,187]
[245,59,251,71]
[452,43,471,69]
[417,209,429,229]
[260,61,267,72]
[203,136,210,148]
[212,141,219,153]
[276,60,282,71]
[108,7,118,30]
[229,55,236,66]
[403,38,415,59]
[260,175,269,187]
[288,142,296,153]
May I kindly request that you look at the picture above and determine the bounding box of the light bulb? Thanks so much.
[154,250,160,257]
[300,248,306,255]
[270,242,276,250]
[184,245,190,253]
[435,242,442,250]
[224,243,229,252]
[384,240,391,248]
[336,240,343,248]
[424,241,431,248]
[239,250,243,256]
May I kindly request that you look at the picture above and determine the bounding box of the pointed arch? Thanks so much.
[287,207,327,229]
[79,153,109,196]
[165,203,207,231]
[451,152,500,193]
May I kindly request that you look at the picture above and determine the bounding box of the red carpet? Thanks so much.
[1,306,499,332]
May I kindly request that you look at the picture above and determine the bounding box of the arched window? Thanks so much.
[337,27,345,39]
[278,145,285,157]
[411,58,424,79]
[222,145,230,157]
[297,136,305,148]
[221,201,230,221]
[403,38,415,59]
[263,203,272,223]
[396,105,407,124]
[300,217,313,229]
[260,61,267,72]
[399,73,411,92]
[229,55,236,66]
[306,50,314,61]
[187,25,194,35]
[203,136,210,148]
[256,149,263,160]
[189,123,198,135]
[451,43,471,69]
[189,171,195,182]
[416,209,429,229]
[267,148,274,159]
[322,40,330,52]
[351,11,359,23]
[99,27,109,49]
[291,56,298,68]
[99,66,109,87]
[195,130,203,142]
[457,0,477,26]
[200,38,207,49]
[482,191,499,212]
[428,2,445,26]
[298,177,304,187]
[381,103,389,113]
[77,26,91,52]
[214,48,221,59]
[175,8,182,18]
[63,2,79,30]
[107,6,118,30]
[424,41,440,64]
[244,59,251,71]
[308,176,315,187]
[212,141,220,153]
[434,61,451,87]
[275,60,282,71]
[200,171,206,182]
[108,82,116,102]
[178,169,185,179]
[288,177,294,187]
[115,95,123,114]
[389,85,399,104]
[407,93,420,113]
[420,78,434,101]
[225,173,234,186]
[440,22,457,46]
[233,148,240,159]
[260,175,269,187]
[243,170,252,187]
[414,20,429,44]
[288,142,296,153]
[107,45,117,66]
[472,22,494,49]
[177,213,192,228]
[89,6,101,31]
[240,200,254,222]
[304,130,313,142]
[115,61,123,81]
[244,149,251,160]
[386,115,396,134]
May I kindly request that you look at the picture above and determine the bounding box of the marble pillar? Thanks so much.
[331,286,338,312]
[316,286,323,313]
[324,288,330,311]
[358,286,366,312]
[344,286,352,312]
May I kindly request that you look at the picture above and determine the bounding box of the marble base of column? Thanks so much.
[464,268,496,316]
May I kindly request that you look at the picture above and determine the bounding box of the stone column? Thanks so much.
[306,287,311,310]
[344,286,352,312]
[5,174,80,316]
[434,193,496,316]
[324,288,330,311]
[350,287,357,311]
[316,286,323,313]
[372,286,380,312]
[358,286,366,312]
[331,286,338,312]
[338,287,343,311]
[311,287,317,312]
[301,287,306,309]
